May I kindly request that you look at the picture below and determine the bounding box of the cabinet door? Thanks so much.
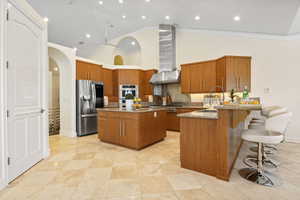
[89,64,102,82]
[118,69,140,85]
[202,61,216,92]
[216,57,226,92]
[112,70,120,98]
[120,117,139,148]
[190,65,202,93]
[181,66,191,93]
[102,68,113,96]
[237,58,251,91]
[101,115,121,144]
[167,112,180,131]
[226,57,239,91]
[153,111,167,141]
[143,70,156,95]
[76,61,89,80]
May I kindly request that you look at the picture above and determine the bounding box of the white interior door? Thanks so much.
[7,3,44,182]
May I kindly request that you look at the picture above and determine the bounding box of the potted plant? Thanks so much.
[125,93,134,111]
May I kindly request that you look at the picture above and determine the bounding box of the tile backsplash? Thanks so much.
[167,84,191,103]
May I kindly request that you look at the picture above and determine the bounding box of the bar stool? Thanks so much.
[250,106,288,125]
[249,106,288,153]
[245,111,291,168]
[239,112,292,187]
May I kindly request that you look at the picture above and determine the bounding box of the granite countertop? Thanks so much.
[97,107,168,113]
[214,104,262,110]
[177,110,218,119]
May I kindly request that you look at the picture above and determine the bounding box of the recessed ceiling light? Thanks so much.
[141,15,147,20]
[122,15,126,19]
[234,15,240,21]
[165,16,170,20]
[145,0,151,2]
[131,41,136,46]
[86,33,91,38]
[43,17,49,22]
[98,1,103,5]
[194,16,200,21]
[118,0,124,4]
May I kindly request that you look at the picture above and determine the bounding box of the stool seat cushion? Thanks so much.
[251,119,265,123]
[248,124,265,130]
[242,129,283,144]
[252,117,265,120]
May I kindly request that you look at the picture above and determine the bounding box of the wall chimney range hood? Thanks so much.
[150,24,180,85]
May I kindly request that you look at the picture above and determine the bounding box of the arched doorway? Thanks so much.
[113,36,142,66]
[48,58,60,135]
[48,43,77,138]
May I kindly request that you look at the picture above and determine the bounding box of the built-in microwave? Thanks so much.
[119,84,139,108]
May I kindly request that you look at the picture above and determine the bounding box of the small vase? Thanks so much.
[126,100,134,111]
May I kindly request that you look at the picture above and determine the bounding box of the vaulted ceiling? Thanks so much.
[27,0,300,55]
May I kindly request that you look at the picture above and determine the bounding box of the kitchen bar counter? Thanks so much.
[97,107,168,113]
[179,106,261,181]
[177,110,218,119]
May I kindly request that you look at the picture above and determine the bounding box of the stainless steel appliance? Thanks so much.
[119,84,139,108]
[150,24,180,85]
[76,80,104,136]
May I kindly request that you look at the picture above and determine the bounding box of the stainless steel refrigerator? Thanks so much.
[76,80,104,136]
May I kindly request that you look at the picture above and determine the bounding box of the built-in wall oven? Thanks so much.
[119,84,139,108]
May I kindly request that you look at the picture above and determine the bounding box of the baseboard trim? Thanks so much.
[58,129,77,138]
[286,137,300,143]
[0,180,7,191]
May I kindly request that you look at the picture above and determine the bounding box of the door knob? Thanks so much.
[41,109,46,114]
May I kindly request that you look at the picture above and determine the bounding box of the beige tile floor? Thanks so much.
[1,131,300,200]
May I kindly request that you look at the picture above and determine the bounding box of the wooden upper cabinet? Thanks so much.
[76,60,103,81]
[181,60,216,93]
[89,64,102,82]
[202,61,216,92]
[76,60,89,80]
[117,69,141,85]
[143,70,157,95]
[216,56,251,92]
[181,66,191,93]
[182,56,251,93]
[101,68,113,97]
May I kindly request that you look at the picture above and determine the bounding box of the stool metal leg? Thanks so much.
[239,142,281,187]
[246,144,280,168]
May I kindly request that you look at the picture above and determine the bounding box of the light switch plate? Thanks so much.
[264,88,270,94]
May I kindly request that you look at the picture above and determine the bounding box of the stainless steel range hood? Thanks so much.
[150,24,180,85]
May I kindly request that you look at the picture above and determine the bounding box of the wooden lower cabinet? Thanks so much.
[98,110,167,150]
[167,108,203,131]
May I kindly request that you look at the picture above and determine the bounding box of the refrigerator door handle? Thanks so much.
[90,82,96,112]
[81,113,97,118]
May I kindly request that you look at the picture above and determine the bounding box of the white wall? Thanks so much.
[88,27,159,69]
[85,28,300,142]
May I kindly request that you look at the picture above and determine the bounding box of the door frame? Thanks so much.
[0,0,49,189]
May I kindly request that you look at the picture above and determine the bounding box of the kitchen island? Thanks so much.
[178,105,262,181]
[97,108,167,150]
